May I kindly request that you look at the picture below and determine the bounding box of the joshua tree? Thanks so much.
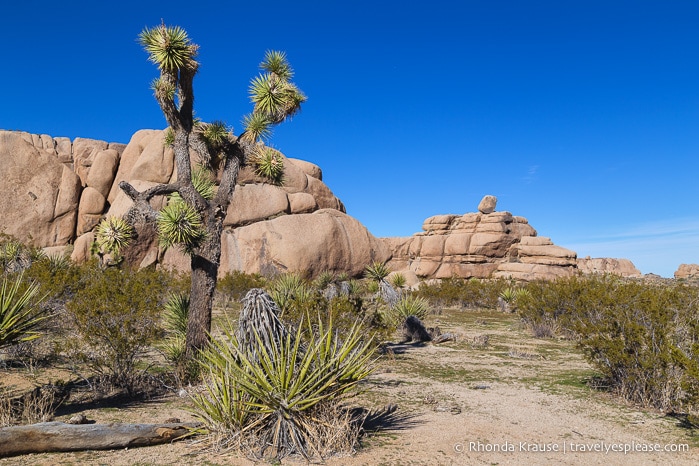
[97,24,305,358]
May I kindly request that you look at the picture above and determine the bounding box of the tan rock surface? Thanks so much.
[385,198,578,281]
[86,149,120,197]
[76,187,107,236]
[216,209,390,277]
[578,257,643,278]
[477,194,497,214]
[288,158,322,180]
[0,131,81,246]
[223,183,290,227]
[675,263,699,279]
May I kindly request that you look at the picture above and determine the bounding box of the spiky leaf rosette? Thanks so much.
[163,293,190,336]
[364,261,391,282]
[139,24,199,72]
[389,295,429,326]
[0,272,48,349]
[201,120,231,147]
[95,217,133,254]
[250,147,285,185]
[242,112,272,142]
[261,50,293,80]
[249,73,306,124]
[157,201,206,251]
[192,306,374,459]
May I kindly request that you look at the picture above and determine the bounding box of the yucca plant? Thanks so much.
[389,294,429,326]
[390,273,407,289]
[115,23,307,361]
[499,287,517,304]
[139,24,198,73]
[157,201,207,251]
[250,147,285,185]
[0,273,48,350]
[364,262,390,282]
[313,270,335,291]
[191,303,374,459]
[268,273,311,316]
[159,292,191,379]
[95,216,134,255]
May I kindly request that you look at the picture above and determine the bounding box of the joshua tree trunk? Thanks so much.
[186,218,222,356]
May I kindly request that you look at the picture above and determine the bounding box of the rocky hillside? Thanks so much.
[0,129,640,280]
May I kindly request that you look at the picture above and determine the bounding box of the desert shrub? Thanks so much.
[65,267,171,393]
[191,304,373,460]
[517,275,699,413]
[415,277,509,309]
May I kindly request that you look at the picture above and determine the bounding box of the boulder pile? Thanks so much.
[0,129,389,277]
[0,129,643,281]
[382,195,640,281]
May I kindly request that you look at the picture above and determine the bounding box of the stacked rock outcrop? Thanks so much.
[674,264,699,279]
[0,131,124,248]
[577,257,642,278]
[383,196,578,281]
[1,129,388,277]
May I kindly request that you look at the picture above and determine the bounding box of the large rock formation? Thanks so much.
[0,131,117,247]
[577,257,642,278]
[382,196,578,281]
[674,264,699,279]
[0,130,643,282]
[0,128,385,278]
[383,195,644,281]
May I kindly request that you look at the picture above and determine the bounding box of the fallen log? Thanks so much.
[0,421,201,457]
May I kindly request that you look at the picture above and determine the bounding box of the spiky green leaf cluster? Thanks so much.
[249,73,305,122]
[163,292,190,336]
[390,273,407,289]
[389,294,429,326]
[151,77,176,101]
[157,201,206,251]
[364,261,391,282]
[0,272,48,349]
[95,217,133,254]
[163,127,175,147]
[242,112,273,141]
[201,120,231,147]
[261,50,293,80]
[170,165,216,204]
[191,310,374,458]
[250,147,285,185]
[247,50,306,130]
[139,24,199,72]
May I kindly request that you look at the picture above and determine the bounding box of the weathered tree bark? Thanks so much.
[0,421,200,457]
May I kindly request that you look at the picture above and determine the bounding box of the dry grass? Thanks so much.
[0,384,61,426]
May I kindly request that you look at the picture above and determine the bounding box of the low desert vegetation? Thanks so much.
[517,274,699,414]
[2,234,698,461]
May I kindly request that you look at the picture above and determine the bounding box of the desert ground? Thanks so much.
[1,306,697,466]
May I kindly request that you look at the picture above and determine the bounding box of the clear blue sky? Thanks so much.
[2,1,698,277]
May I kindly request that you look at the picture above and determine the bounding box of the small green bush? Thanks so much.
[65,267,171,392]
[416,277,509,309]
